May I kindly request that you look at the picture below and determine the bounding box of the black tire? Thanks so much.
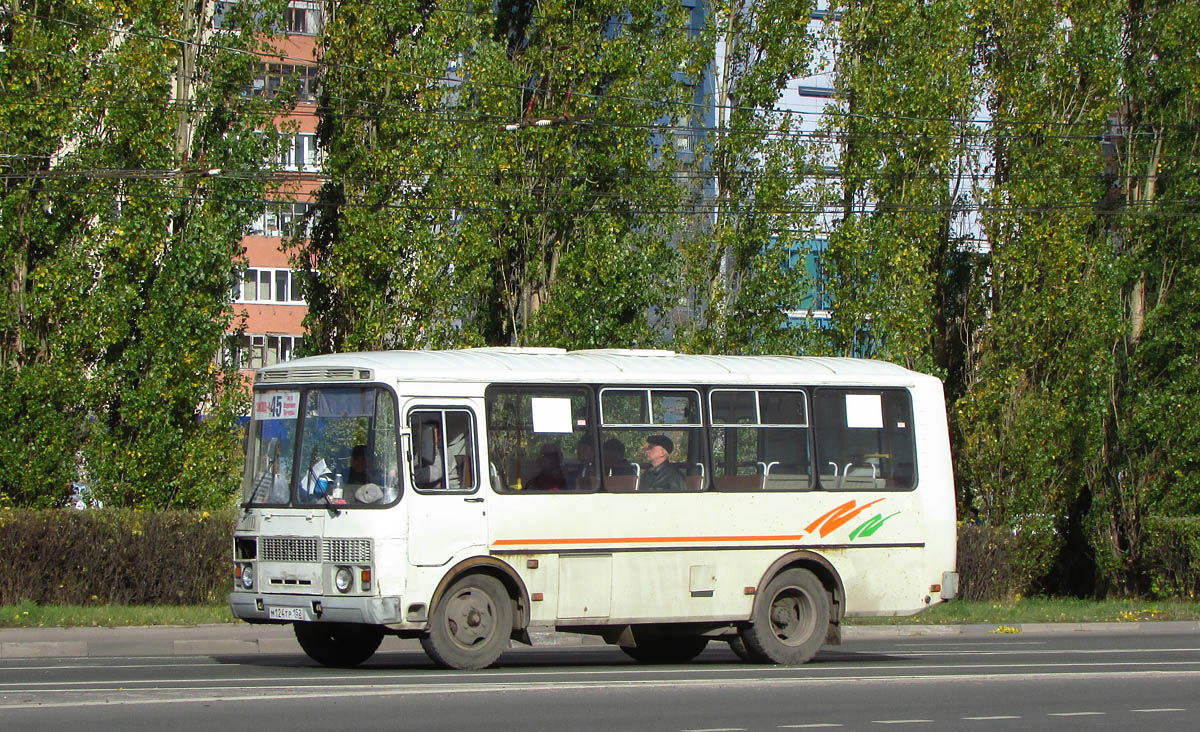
[739,568,829,665]
[619,628,709,664]
[293,622,384,667]
[421,573,513,670]
[728,634,768,663]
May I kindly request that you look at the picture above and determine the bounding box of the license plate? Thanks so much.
[268,606,305,621]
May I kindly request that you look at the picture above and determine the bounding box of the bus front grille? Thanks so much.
[324,538,372,563]
[260,536,320,562]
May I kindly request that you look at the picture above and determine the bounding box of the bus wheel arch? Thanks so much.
[428,556,530,642]
[738,551,844,664]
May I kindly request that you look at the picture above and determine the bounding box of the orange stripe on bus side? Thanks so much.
[491,534,807,547]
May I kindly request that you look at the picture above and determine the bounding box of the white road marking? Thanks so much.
[681,728,746,732]
[894,647,1200,657]
[872,721,932,725]
[962,716,1021,721]
[1048,712,1105,717]
[7,657,1200,690]
[5,669,1200,710]
[1131,708,1185,712]
[779,725,844,729]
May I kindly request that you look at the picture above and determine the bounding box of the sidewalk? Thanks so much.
[3,621,1198,660]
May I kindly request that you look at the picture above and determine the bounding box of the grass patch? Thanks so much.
[0,599,236,628]
[847,597,1200,625]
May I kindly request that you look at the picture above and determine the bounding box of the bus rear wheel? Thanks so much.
[294,622,384,667]
[619,628,709,664]
[421,573,513,670]
[740,568,829,665]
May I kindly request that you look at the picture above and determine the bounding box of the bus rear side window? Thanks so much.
[813,389,915,491]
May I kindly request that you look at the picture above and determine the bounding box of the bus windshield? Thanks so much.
[243,386,401,508]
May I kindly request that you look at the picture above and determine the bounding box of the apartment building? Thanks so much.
[222,0,323,374]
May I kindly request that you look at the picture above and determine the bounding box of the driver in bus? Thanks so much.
[347,444,382,485]
[640,435,686,491]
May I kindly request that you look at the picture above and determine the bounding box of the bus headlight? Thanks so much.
[240,564,254,590]
[334,567,353,593]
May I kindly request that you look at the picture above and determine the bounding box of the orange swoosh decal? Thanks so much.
[804,498,886,537]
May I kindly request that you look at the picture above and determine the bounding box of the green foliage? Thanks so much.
[1142,516,1200,600]
[300,0,702,351]
[0,1,288,508]
[0,508,233,605]
[818,0,981,371]
[675,0,820,354]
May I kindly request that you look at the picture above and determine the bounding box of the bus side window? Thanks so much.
[813,389,915,491]
[709,390,811,492]
[484,386,597,493]
[409,409,476,491]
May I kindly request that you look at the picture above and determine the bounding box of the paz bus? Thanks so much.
[230,348,958,669]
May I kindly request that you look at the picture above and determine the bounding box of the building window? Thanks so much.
[284,1,323,35]
[227,334,305,369]
[235,267,310,304]
[248,63,319,104]
[279,133,321,171]
[248,201,313,238]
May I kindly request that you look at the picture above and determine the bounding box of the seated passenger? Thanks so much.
[602,437,637,476]
[640,435,686,491]
[570,436,597,479]
[526,443,567,491]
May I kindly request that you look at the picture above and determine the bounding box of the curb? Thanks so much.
[3,621,1198,660]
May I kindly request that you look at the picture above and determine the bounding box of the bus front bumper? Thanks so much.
[230,591,403,625]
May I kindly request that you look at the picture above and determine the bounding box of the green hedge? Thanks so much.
[956,523,1027,601]
[3,509,1197,606]
[1144,516,1200,600]
[0,509,232,605]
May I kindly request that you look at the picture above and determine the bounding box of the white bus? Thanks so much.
[231,348,957,669]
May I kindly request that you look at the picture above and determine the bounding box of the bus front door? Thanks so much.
[405,406,487,566]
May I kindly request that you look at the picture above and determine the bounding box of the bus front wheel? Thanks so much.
[740,568,829,665]
[421,573,513,670]
[294,622,384,667]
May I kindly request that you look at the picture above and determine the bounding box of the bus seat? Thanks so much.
[685,475,705,491]
[605,475,638,493]
[764,474,811,491]
[575,476,600,491]
[713,474,764,491]
[841,465,884,491]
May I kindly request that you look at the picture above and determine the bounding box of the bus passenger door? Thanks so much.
[405,405,486,567]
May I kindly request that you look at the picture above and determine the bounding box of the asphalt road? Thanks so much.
[3,630,1199,731]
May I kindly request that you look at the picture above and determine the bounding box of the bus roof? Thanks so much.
[256,348,936,388]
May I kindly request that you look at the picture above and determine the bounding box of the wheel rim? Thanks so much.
[443,586,498,649]
[768,586,816,647]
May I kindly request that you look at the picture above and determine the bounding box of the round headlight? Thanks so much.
[334,567,353,593]
[240,564,254,590]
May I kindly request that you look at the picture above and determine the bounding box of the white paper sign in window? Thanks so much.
[845,393,884,429]
[531,397,573,433]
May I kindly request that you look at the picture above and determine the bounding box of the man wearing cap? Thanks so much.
[640,434,686,491]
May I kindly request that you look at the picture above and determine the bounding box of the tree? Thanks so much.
[674,0,820,355]
[1090,0,1200,594]
[301,1,703,352]
[819,0,980,374]
[0,0,288,508]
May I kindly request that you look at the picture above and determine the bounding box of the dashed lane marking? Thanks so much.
[962,716,1021,721]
